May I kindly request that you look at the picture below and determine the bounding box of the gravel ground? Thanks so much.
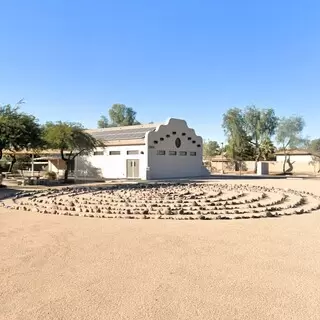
[1,179,320,320]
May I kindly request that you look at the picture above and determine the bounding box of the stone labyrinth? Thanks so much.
[2,183,320,220]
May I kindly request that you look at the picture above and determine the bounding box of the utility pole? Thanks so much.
[221,142,224,174]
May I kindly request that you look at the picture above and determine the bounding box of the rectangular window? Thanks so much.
[157,150,165,155]
[148,146,155,149]
[169,151,177,156]
[93,151,104,156]
[190,151,197,156]
[127,150,139,155]
[179,151,187,156]
[109,151,121,155]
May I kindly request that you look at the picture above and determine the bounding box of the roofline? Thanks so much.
[100,139,145,146]
[1,149,63,155]
[275,151,311,155]
[86,122,161,133]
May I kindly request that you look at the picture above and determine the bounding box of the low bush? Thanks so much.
[44,171,57,180]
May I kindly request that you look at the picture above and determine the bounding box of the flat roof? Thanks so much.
[1,149,62,155]
[275,149,311,155]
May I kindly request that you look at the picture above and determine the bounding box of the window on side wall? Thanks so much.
[179,151,187,156]
[127,150,139,155]
[157,150,165,155]
[93,151,104,156]
[169,151,177,155]
[109,151,121,155]
[190,151,196,156]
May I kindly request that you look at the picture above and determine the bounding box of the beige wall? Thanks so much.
[267,161,320,174]
[206,160,320,175]
[48,159,66,178]
[48,159,66,171]
[276,154,313,163]
[146,118,205,179]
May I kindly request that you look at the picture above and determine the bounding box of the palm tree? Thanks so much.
[260,138,275,160]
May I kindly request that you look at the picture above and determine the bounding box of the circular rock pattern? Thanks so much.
[2,183,320,220]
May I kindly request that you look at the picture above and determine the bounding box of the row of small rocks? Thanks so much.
[1,183,320,220]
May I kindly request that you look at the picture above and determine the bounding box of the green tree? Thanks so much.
[306,138,320,173]
[243,106,278,169]
[224,138,255,161]
[307,138,320,156]
[203,140,221,158]
[260,137,276,160]
[222,108,251,161]
[43,121,102,182]
[108,104,140,126]
[222,106,278,172]
[97,115,109,128]
[0,103,43,172]
[275,116,305,173]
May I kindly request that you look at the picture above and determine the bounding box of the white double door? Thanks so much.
[126,159,139,178]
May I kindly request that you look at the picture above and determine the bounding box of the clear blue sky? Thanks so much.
[1,0,320,142]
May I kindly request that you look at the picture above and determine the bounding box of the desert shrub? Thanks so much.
[13,156,31,172]
[0,160,9,173]
[44,171,57,180]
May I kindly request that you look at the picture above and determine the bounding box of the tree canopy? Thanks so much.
[276,116,305,150]
[307,138,320,157]
[203,140,221,158]
[222,106,278,170]
[43,121,102,181]
[275,116,305,173]
[306,138,320,173]
[108,104,140,126]
[222,107,253,161]
[259,137,276,160]
[97,115,109,128]
[97,104,141,128]
[243,105,278,159]
[0,104,43,171]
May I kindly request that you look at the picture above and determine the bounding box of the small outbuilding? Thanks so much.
[75,118,208,180]
[275,149,313,163]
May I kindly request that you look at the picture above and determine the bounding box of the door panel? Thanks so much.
[133,159,139,178]
[126,159,139,178]
[126,159,133,178]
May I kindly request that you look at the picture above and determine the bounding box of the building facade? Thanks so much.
[75,118,208,180]
[275,150,313,163]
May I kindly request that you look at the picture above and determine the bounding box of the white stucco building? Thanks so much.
[75,118,209,180]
